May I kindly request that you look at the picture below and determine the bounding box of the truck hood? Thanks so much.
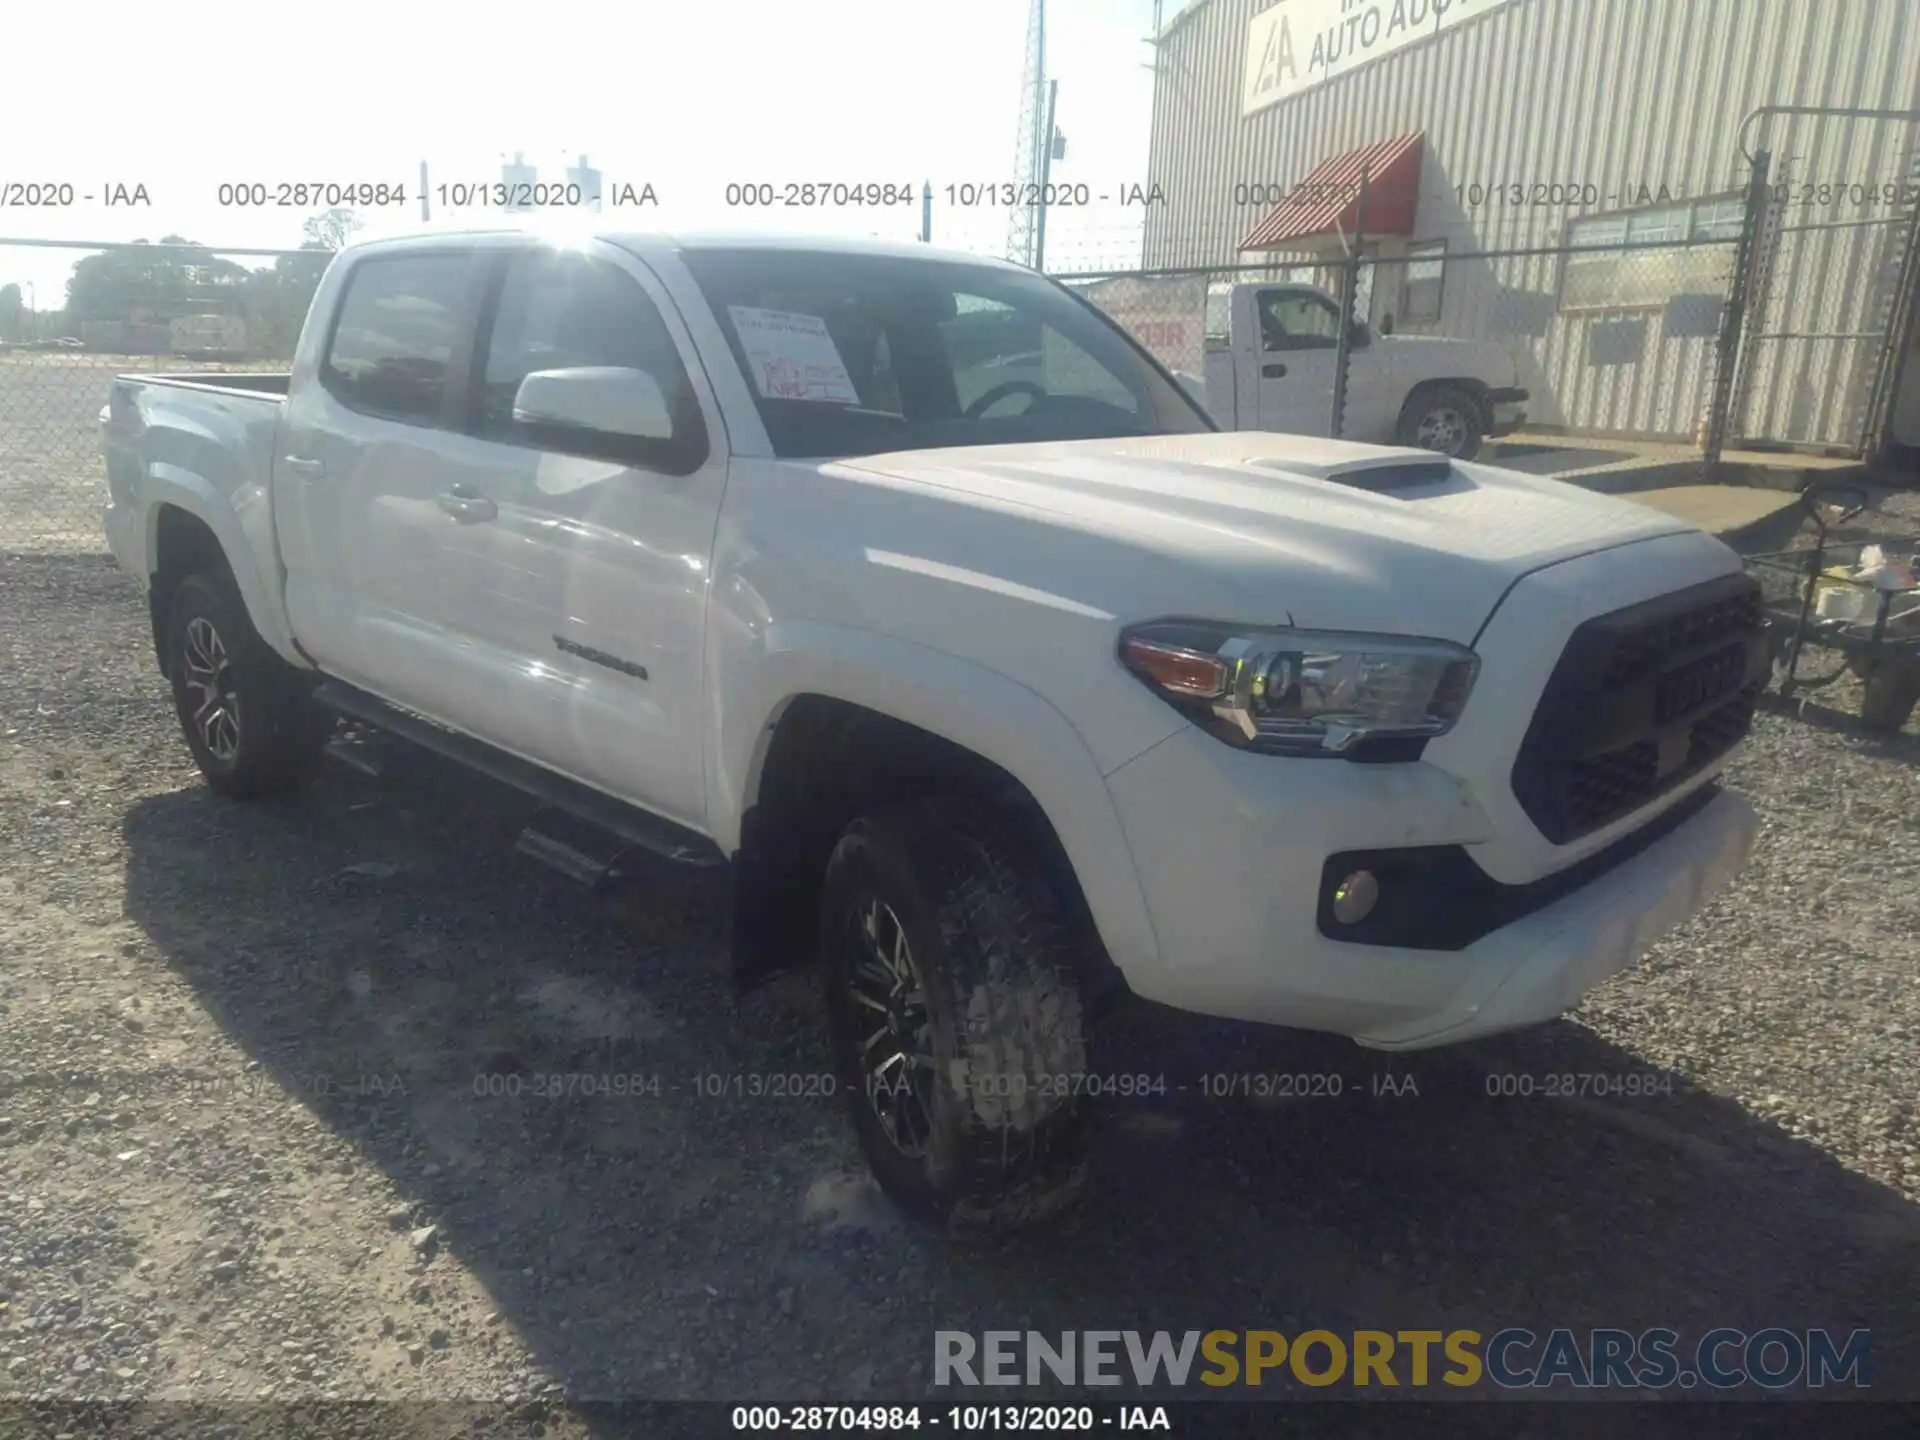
[833,432,1696,645]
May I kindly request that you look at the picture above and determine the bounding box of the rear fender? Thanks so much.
[143,468,301,665]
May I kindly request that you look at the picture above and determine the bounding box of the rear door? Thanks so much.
[276,245,493,712]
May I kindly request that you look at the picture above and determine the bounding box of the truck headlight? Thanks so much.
[1119,621,1479,756]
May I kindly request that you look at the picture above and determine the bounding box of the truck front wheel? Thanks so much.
[164,570,330,799]
[1398,383,1486,460]
[819,799,1092,1230]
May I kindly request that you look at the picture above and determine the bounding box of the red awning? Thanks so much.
[1239,132,1425,250]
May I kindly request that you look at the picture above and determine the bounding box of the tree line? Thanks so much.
[0,209,360,354]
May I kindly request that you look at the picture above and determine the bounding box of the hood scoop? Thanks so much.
[1248,453,1459,496]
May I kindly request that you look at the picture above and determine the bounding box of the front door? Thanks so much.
[1252,286,1339,435]
[1251,285,1402,442]
[422,243,727,827]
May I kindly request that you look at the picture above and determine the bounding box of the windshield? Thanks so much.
[678,248,1214,459]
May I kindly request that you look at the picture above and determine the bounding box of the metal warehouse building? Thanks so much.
[1142,0,1920,461]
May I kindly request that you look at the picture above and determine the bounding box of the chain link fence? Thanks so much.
[1,196,1913,557]
[1066,233,1751,462]
[1734,162,1920,455]
[1070,183,1919,472]
[0,240,321,555]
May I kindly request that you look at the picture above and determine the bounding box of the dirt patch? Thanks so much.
[0,550,1916,1431]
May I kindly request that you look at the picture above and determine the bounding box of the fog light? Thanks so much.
[1331,869,1380,925]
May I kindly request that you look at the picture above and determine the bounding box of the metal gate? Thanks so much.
[1723,107,1920,458]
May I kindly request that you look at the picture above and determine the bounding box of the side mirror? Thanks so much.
[512,366,673,440]
[1379,313,1395,337]
[1171,370,1209,408]
[1350,320,1371,348]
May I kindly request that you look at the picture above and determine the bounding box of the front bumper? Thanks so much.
[1102,725,1756,1049]
[1486,386,1528,439]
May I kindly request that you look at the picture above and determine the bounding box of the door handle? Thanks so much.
[1262,362,1288,379]
[284,455,327,479]
[435,484,497,523]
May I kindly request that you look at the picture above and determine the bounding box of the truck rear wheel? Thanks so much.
[819,798,1092,1231]
[1398,383,1486,461]
[164,570,329,799]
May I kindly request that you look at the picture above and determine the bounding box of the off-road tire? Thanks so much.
[164,569,330,799]
[820,798,1093,1231]
[1397,383,1487,461]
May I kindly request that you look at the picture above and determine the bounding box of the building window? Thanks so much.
[1562,196,1744,311]
[1402,240,1446,324]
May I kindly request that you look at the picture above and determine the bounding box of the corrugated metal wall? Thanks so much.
[1145,0,1920,446]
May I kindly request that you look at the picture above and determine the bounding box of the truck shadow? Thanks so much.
[118,752,1920,1422]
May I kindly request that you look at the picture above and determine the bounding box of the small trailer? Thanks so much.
[1746,484,1920,734]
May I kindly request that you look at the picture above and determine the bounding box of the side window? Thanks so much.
[321,254,471,424]
[1257,290,1342,352]
[478,249,707,471]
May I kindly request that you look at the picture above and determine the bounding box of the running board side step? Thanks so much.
[514,811,652,891]
[312,680,726,870]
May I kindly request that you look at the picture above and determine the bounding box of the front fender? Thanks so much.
[714,620,1166,983]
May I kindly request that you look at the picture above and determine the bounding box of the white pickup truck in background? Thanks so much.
[1086,277,1527,459]
[104,225,1760,1229]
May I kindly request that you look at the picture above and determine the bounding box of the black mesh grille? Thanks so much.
[1597,586,1763,691]
[1689,687,1763,766]
[1512,573,1766,845]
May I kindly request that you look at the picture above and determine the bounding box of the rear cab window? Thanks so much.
[319,253,476,424]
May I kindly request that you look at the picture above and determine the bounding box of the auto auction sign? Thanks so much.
[1243,0,1520,115]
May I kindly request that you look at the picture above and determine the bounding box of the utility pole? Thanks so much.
[1330,168,1369,441]
[1034,80,1060,272]
[1142,0,1164,270]
[1007,0,1047,266]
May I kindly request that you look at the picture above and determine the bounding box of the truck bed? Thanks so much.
[122,372,291,400]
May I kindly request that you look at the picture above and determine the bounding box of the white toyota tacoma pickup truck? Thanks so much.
[103,225,1764,1228]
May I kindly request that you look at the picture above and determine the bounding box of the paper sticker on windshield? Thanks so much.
[727,307,861,404]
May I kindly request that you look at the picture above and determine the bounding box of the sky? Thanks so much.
[0,0,1175,318]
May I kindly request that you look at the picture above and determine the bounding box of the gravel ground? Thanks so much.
[1,499,1918,1435]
